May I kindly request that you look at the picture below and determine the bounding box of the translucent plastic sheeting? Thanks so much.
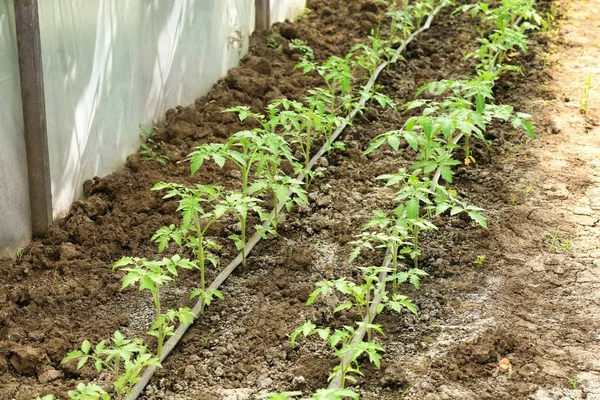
[39,0,254,218]
[0,0,31,257]
[0,0,304,256]
[271,0,306,23]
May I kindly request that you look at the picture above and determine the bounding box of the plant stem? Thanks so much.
[391,244,399,295]
[114,356,121,400]
[340,358,346,389]
[153,289,163,359]
[242,167,250,196]
[365,288,372,343]
[241,217,247,265]
[272,191,279,231]
[198,245,206,313]
[413,226,420,269]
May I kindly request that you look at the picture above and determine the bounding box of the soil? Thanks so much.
[1,0,599,399]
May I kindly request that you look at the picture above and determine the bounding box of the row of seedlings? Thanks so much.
[34,1,441,399]
[266,0,543,398]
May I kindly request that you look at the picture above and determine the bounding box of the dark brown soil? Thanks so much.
[3,0,597,399]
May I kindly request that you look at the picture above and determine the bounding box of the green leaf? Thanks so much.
[333,301,353,314]
[468,210,488,228]
[387,135,401,151]
[403,131,419,151]
[213,154,226,168]
[81,340,91,354]
[77,356,88,370]
[405,197,419,219]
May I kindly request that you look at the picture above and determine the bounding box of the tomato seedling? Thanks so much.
[113,256,196,358]
[62,331,160,400]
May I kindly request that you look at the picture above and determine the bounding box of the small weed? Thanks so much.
[565,376,577,389]
[295,8,311,21]
[546,226,572,253]
[267,32,282,50]
[509,183,534,207]
[139,124,169,165]
[15,248,24,261]
[580,72,592,115]
[475,255,486,265]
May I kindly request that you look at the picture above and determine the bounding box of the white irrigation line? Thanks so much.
[126,4,447,399]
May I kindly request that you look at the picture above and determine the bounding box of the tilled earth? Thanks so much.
[2,0,597,399]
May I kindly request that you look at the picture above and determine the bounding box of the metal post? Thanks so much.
[14,0,53,237]
[255,0,270,30]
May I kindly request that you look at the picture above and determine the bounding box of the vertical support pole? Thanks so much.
[14,0,53,237]
[255,0,270,30]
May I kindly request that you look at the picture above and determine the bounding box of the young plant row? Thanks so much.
[33,1,445,400]
[264,0,543,398]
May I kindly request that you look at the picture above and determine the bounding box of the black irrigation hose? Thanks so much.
[126,3,447,399]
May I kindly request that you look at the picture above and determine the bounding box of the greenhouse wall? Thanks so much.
[0,0,31,257]
[0,0,305,258]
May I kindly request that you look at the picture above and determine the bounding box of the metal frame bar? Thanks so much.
[255,0,270,30]
[14,0,52,236]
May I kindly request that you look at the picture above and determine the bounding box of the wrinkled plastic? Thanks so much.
[39,0,255,217]
[0,0,305,254]
[0,0,31,257]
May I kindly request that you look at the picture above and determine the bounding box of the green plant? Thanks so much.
[475,255,486,265]
[15,248,24,261]
[7,331,23,340]
[151,183,229,310]
[277,99,338,179]
[62,331,160,400]
[217,109,309,229]
[295,7,312,21]
[267,32,282,50]
[580,71,592,115]
[291,320,384,389]
[457,0,543,77]
[297,54,355,100]
[250,174,307,230]
[67,384,110,400]
[293,267,419,388]
[113,256,196,358]
[564,376,577,389]
[546,226,572,252]
[350,210,427,294]
[189,129,293,262]
[385,6,415,47]
[221,191,273,265]
[375,169,486,269]
[290,39,315,61]
[367,77,535,167]
[139,124,169,165]
[509,183,534,206]
[311,389,360,400]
